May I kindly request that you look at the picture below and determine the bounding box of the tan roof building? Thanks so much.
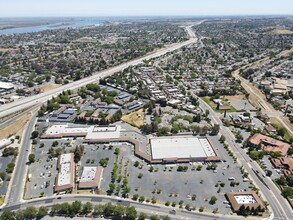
[249,133,290,156]
[54,153,75,192]
[79,166,103,189]
[271,157,293,176]
[226,191,264,212]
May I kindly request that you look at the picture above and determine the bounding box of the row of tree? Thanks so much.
[0,201,173,220]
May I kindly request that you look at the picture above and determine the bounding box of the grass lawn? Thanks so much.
[270,117,292,141]
[201,96,237,113]
[0,196,4,206]
[121,108,145,127]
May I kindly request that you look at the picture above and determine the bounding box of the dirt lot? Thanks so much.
[222,95,245,101]
[0,48,16,52]
[121,109,145,127]
[271,29,293,35]
[37,83,61,93]
[0,114,31,139]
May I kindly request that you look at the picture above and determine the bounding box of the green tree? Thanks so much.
[115,148,120,155]
[0,210,16,220]
[278,175,288,186]
[277,127,286,137]
[28,153,36,163]
[158,127,170,136]
[36,206,48,219]
[6,162,15,173]
[71,201,82,215]
[51,204,61,215]
[125,206,137,220]
[93,204,104,216]
[52,141,59,147]
[150,215,160,220]
[103,202,115,217]
[132,194,139,201]
[139,196,145,202]
[209,196,218,205]
[138,212,147,220]
[210,124,220,135]
[113,205,125,218]
[0,172,6,180]
[99,158,108,167]
[219,135,226,143]
[249,151,264,160]
[162,216,171,220]
[286,175,293,187]
[31,131,39,139]
[23,206,37,219]
[282,187,293,197]
[82,202,93,214]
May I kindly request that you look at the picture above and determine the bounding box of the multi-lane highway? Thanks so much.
[0,23,203,119]
[198,98,293,220]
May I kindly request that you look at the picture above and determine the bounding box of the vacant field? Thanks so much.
[222,94,245,101]
[272,29,293,35]
[37,83,61,93]
[121,109,145,127]
[0,48,16,52]
[0,114,31,139]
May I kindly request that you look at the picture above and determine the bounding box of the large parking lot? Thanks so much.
[25,138,77,199]
[0,149,14,196]
[25,125,253,215]
[118,135,252,214]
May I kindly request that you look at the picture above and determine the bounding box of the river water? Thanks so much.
[0,17,104,35]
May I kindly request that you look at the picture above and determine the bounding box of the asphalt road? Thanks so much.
[4,194,261,220]
[198,98,293,220]
[0,23,203,119]
[6,114,37,205]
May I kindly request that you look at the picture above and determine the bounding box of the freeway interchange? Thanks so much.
[0,21,292,220]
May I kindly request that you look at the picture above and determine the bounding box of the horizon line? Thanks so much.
[0,14,293,19]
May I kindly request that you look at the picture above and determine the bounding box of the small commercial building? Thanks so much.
[79,166,103,189]
[271,157,293,176]
[226,191,265,212]
[249,133,290,156]
[0,82,14,94]
[0,138,12,150]
[54,153,75,193]
[42,124,121,141]
[150,136,221,163]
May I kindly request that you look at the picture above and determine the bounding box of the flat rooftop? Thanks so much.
[57,153,73,187]
[43,124,120,140]
[46,124,89,136]
[0,81,14,89]
[86,125,121,140]
[80,167,98,182]
[150,136,215,160]
[234,195,256,204]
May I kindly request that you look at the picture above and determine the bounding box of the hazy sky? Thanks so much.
[0,0,293,17]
